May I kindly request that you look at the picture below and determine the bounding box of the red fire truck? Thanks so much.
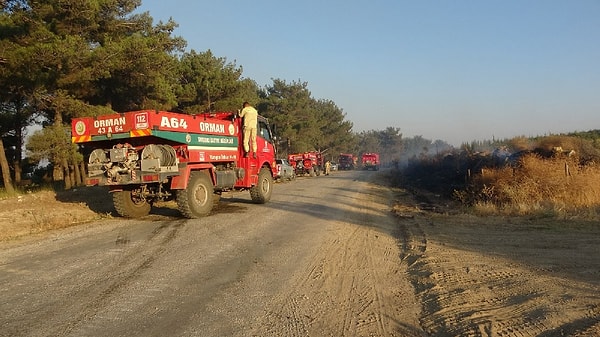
[287,151,323,177]
[360,152,380,171]
[338,153,355,170]
[71,110,277,218]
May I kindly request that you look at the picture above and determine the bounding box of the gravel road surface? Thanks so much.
[1,169,599,337]
[1,170,421,337]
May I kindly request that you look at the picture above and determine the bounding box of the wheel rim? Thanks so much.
[193,184,208,206]
[130,190,147,207]
[261,177,270,193]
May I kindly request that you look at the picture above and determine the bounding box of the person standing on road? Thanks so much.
[325,160,331,175]
[239,101,258,158]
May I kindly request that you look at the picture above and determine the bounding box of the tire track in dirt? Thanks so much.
[259,218,392,337]
[251,176,424,337]
[1,218,187,337]
[395,202,600,337]
[45,219,187,337]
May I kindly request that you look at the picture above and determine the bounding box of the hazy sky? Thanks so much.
[137,0,600,146]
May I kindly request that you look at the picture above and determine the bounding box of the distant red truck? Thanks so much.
[338,153,355,170]
[360,153,380,171]
[288,151,323,177]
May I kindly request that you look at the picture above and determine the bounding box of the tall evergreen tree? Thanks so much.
[260,79,357,156]
[378,127,403,165]
[176,49,258,113]
[261,79,319,153]
[312,99,356,159]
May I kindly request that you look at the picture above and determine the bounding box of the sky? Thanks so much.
[137,0,600,146]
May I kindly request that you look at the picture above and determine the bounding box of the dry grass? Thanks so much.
[0,186,115,241]
[396,133,600,219]
[461,154,600,217]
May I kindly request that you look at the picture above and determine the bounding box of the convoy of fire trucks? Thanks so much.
[71,109,276,218]
[71,109,381,218]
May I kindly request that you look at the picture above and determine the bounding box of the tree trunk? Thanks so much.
[79,161,86,185]
[53,107,69,189]
[74,161,82,186]
[0,138,16,193]
[13,160,22,184]
[13,102,25,185]
[69,164,76,187]
[62,158,72,189]
[53,165,63,181]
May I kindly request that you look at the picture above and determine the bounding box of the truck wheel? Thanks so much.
[113,189,151,218]
[250,167,273,203]
[177,171,214,218]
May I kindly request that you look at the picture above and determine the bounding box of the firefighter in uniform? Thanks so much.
[239,101,258,158]
[325,160,331,175]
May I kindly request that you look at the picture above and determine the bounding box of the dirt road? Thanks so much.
[0,170,599,336]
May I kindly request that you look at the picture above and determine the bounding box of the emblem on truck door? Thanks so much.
[75,121,86,135]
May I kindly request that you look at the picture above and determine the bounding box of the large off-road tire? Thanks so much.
[250,167,273,204]
[112,189,151,218]
[177,171,214,219]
